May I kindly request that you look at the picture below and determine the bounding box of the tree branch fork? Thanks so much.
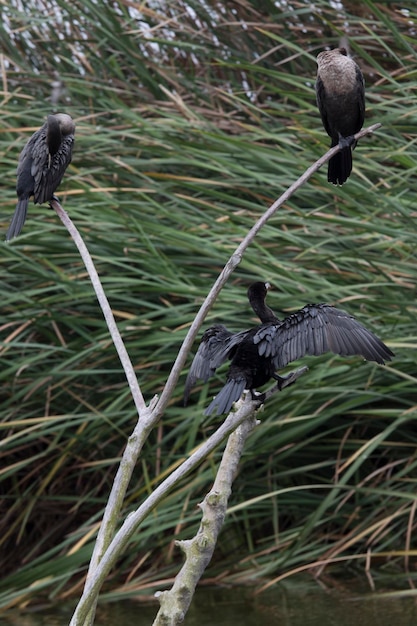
[64,124,379,625]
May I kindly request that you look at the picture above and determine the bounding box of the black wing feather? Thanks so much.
[184,325,236,405]
[315,75,332,139]
[34,134,74,204]
[253,304,393,368]
[355,65,366,131]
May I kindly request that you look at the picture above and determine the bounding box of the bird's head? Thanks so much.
[53,113,75,136]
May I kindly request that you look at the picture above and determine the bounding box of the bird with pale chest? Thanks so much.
[316,47,365,185]
[6,113,75,240]
[184,282,393,416]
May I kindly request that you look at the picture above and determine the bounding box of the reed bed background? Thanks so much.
[0,0,416,610]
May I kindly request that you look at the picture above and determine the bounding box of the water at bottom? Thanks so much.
[3,577,417,625]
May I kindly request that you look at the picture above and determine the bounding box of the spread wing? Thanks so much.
[253,304,393,368]
[184,325,245,405]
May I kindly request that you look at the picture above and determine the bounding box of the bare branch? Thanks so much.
[68,122,379,624]
[52,198,155,626]
[51,198,147,415]
[69,395,261,626]
[154,123,381,418]
[153,411,259,625]
[151,367,308,624]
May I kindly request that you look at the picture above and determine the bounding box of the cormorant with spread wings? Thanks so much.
[184,282,393,416]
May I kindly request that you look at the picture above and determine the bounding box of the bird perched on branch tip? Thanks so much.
[316,47,365,185]
[6,113,75,240]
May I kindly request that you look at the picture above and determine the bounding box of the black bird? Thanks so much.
[316,48,365,185]
[184,282,393,416]
[6,113,75,240]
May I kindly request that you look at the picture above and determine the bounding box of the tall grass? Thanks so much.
[0,0,416,612]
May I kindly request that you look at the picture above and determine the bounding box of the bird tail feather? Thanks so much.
[6,198,29,241]
[328,147,352,185]
[204,378,246,416]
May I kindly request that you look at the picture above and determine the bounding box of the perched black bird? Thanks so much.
[184,282,393,416]
[316,48,365,185]
[6,113,75,240]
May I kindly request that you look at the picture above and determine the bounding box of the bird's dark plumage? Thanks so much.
[6,113,75,240]
[184,282,393,416]
[316,48,365,185]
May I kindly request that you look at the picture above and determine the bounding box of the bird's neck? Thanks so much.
[46,117,62,156]
[251,301,279,324]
